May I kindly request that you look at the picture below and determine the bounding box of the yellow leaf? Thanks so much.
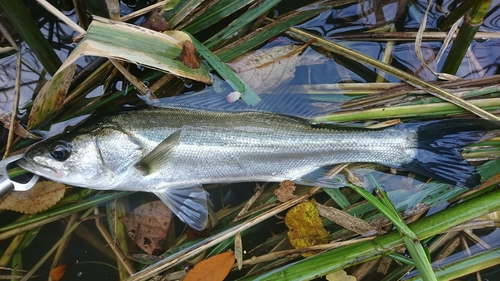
[285,200,329,257]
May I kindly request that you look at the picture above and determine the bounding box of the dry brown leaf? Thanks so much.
[316,203,376,235]
[184,252,235,281]
[0,181,66,213]
[285,200,329,257]
[50,262,73,281]
[0,111,39,139]
[234,232,243,270]
[140,11,171,32]
[175,41,201,69]
[274,180,296,203]
[228,44,307,94]
[119,200,173,255]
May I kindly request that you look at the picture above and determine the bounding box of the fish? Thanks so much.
[17,106,499,230]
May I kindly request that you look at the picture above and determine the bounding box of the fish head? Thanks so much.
[18,126,145,189]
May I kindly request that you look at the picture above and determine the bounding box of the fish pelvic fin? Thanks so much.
[136,130,181,174]
[399,119,499,188]
[154,184,208,231]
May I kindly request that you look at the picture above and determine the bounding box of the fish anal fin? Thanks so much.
[154,184,208,231]
[135,130,181,174]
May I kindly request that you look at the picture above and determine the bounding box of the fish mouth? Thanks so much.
[17,157,63,179]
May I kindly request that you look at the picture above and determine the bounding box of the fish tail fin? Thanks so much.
[399,119,499,188]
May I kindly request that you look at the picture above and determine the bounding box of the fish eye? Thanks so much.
[49,142,71,161]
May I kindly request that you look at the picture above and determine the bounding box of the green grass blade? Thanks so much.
[184,0,254,34]
[406,248,500,281]
[441,0,493,74]
[250,188,500,280]
[215,8,328,62]
[203,0,282,49]
[353,180,436,280]
[322,188,351,209]
[163,0,203,28]
[312,97,500,123]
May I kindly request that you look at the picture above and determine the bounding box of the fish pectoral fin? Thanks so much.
[295,166,348,188]
[154,184,208,231]
[135,130,181,174]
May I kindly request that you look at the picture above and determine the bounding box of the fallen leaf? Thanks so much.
[274,180,296,203]
[140,11,171,32]
[325,270,356,281]
[316,203,376,236]
[0,181,66,213]
[285,200,329,257]
[119,200,173,255]
[227,44,308,94]
[0,111,39,139]
[50,262,73,281]
[175,41,201,69]
[28,62,76,129]
[184,252,235,281]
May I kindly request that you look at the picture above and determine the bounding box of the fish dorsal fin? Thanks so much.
[135,130,181,175]
[154,184,208,231]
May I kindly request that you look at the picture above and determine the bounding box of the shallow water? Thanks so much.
[1,0,500,280]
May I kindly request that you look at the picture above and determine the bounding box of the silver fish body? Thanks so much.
[18,107,494,230]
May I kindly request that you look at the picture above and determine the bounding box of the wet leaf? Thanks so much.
[57,16,211,84]
[0,181,66,214]
[325,269,356,281]
[274,180,296,203]
[119,200,173,255]
[184,252,235,281]
[28,62,76,130]
[228,44,307,94]
[285,200,329,257]
[175,41,201,69]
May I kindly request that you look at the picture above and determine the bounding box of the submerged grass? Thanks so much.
[1,1,500,281]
